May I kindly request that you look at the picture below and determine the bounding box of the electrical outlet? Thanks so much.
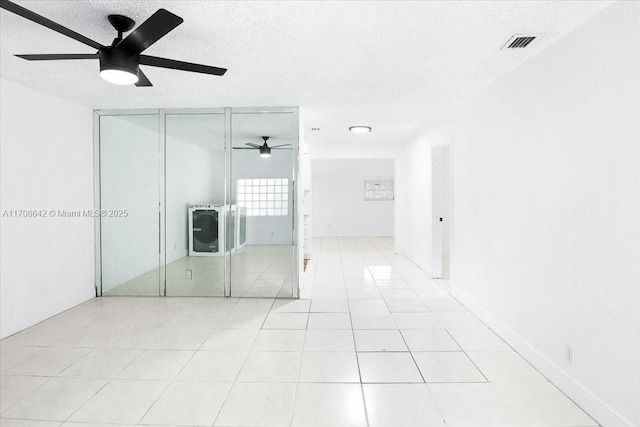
[186,270,193,280]
[566,345,574,365]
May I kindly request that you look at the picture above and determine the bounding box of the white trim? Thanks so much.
[92,112,101,296]
[450,285,636,427]
[430,140,453,279]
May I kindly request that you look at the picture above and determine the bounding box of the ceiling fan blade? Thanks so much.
[269,144,292,148]
[135,69,153,87]
[245,143,262,148]
[117,9,183,54]
[15,53,98,61]
[232,147,257,150]
[140,55,227,76]
[0,0,103,50]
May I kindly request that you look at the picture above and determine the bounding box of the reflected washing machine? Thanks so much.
[225,205,236,253]
[188,205,225,257]
[235,206,247,250]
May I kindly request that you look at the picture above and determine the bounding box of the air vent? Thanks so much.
[502,35,538,50]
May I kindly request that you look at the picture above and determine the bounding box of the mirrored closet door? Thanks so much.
[229,111,297,297]
[99,113,162,296]
[95,108,298,298]
[164,112,228,296]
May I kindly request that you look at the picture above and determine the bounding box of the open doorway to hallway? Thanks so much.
[310,158,395,260]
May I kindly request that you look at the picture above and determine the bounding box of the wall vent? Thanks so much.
[502,35,538,50]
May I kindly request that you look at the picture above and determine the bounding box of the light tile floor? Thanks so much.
[0,237,599,426]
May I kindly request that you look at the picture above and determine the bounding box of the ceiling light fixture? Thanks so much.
[99,48,139,85]
[234,136,290,157]
[259,145,272,158]
[349,126,372,134]
[100,69,139,85]
[0,1,227,88]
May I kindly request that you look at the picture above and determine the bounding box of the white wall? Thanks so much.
[395,139,434,272]
[313,159,394,237]
[0,78,95,339]
[396,3,640,426]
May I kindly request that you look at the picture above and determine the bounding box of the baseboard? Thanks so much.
[450,286,635,427]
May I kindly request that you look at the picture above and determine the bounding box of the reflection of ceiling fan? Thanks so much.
[234,136,292,158]
[0,0,227,86]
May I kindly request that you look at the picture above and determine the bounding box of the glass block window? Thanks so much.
[364,180,394,201]
[237,178,289,216]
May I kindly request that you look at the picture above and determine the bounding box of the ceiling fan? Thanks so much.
[0,0,227,86]
[234,136,292,158]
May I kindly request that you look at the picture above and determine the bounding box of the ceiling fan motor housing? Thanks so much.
[99,48,140,76]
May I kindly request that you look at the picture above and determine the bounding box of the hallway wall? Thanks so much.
[0,78,95,339]
[312,159,394,237]
[395,2,640,426]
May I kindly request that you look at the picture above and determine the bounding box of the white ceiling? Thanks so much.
[0,1,612,157]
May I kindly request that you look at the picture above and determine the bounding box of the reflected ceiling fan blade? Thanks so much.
[269,144,292,148]
[135,69,153,87]
[117,9,183,54]
[245,143,262,148]
[15,53,98,61]
[140,55,227,75]
[271,147,294,150]
[0,0,103,50]
[232,147,258,150]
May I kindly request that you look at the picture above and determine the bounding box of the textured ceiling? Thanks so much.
[0,1,612,156]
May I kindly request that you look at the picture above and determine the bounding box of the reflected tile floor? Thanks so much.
[0,238,599,426]
[105,245,294,298]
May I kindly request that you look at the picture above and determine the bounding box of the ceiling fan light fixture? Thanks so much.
[1,1,228,88]
[100,68,139,85]
[259,145,272,158]
[349,126,372,134]
[99,48,139,85]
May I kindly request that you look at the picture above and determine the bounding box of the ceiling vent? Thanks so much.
[502,35,538,50]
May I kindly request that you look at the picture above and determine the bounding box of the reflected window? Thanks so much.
[237,178,289,216]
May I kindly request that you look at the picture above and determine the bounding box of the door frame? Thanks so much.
[430,139,454,280]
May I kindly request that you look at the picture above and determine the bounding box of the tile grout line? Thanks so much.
[345,248,371,427]
[288,306,310,427]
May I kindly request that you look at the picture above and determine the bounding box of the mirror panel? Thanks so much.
[164,113,227,296]
[230,112,297,298]
[99,114,161,295]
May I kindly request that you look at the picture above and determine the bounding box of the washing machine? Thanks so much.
[188,205,225,257]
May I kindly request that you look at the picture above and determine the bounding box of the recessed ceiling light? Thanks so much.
[349,126,372,134]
